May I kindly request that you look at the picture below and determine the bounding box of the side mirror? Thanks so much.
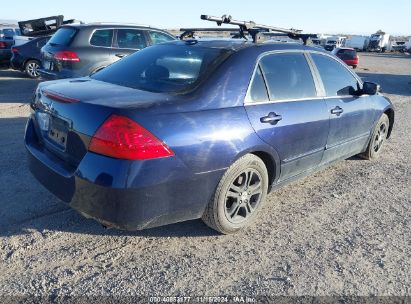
[362,81,380,95]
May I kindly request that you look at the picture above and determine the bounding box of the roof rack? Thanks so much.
[180,14,317,45]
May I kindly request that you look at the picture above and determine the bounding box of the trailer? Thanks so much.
[324,36,346,51]
[368,32,390,52]
[345,35,369,51]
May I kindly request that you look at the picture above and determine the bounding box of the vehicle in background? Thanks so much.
[345,36,369,51]
[332,47,359,68]
[407,38,411,53]
[10,36,50,78]
[0,27,20,64]
[390,41,407,53]
[39,23,176,80]
[0,28,20,39]
[324,36,346,51]
[13,16,80,47]
[368,32,390,52]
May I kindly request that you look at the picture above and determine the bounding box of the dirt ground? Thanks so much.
[0,53,410,297]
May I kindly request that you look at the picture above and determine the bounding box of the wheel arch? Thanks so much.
[231,145,281,193]
[384,108,394,138]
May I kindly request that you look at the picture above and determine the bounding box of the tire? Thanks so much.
[352,65,357,69]
[25,60,40,78]
[360,114,389,160]
[202,154,269,234]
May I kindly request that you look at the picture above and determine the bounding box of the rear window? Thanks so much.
[2,29,15,37]
[91,44,232,93]
[47,27,77,46]
[339,49,356,59]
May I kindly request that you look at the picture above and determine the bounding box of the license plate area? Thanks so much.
[47,116,69,149]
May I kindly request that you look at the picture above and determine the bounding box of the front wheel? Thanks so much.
[202,154,269,234]
[25,60,40,78]
[360,114,389,160]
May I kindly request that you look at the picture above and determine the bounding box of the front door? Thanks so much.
[245,52,329,182]
[309,53,377,163]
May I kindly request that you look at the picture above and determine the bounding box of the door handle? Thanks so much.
[260,112,282,125]
[331,106,344,116]
[115,54,126,58]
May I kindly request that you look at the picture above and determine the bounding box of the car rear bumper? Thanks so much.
[38,68,80,80]
[0,49,11,62]
[25,116,220,230]
[343,59,359,66]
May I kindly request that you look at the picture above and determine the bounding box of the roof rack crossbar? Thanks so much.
[179,27,240,40]
[194,14,316,44]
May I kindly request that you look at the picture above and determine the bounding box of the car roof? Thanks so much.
[159,39,328,53]
[63,23,157,30]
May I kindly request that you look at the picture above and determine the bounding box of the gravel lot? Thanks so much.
[0,53,410,298]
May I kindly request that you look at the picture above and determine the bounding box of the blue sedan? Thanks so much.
[25,40,394,234]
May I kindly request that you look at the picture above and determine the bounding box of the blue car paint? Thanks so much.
[25,40,394,230]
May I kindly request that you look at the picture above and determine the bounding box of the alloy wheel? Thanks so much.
[26,62,40,78]
[224,169,263,224]
[373,122,387,152]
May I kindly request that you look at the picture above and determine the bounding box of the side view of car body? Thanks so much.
[11,36,50,78]
[26,40,394,234]
[332,47,359,68]
[39,23,176,80]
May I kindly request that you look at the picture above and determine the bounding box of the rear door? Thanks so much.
[111,28,148,60]
[245,51,329,181]
[86,28,116,73]
[309,52,376,163]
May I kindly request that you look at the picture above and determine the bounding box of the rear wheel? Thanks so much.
[352,65,357,69]
[360,114,389,160]
[25,60,40,78]
[202,154,269,234]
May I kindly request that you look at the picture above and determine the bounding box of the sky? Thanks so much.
[2,0,411,36]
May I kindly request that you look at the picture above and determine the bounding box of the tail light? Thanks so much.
[0,41,7,48]
[54,51,80,62]
[42,89,80,103]
[89,114,174,160]
[11,47,18,53]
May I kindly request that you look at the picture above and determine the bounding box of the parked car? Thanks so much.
[0,28,20,65]
[39,23,176,79]
[26,39,394,234]
[10,36,50,78]
[332,47,359,68]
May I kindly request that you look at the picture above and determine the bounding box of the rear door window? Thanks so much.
[90,29,114,47]
[311,53,359,96]
[248,66,269,103]
[259,53,317,101]
[48,27,77,46]
[148,31,175,45]
[116,29,147,49]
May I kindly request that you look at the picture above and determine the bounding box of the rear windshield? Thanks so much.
[47,27,77,46]
[91,44,232,93]
[2,28,15,37]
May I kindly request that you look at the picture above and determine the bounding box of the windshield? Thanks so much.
[91,44,233,93]
[47,27,77,46]
[327,40,336,44]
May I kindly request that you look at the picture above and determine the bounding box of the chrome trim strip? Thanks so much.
[282,147,324,163]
